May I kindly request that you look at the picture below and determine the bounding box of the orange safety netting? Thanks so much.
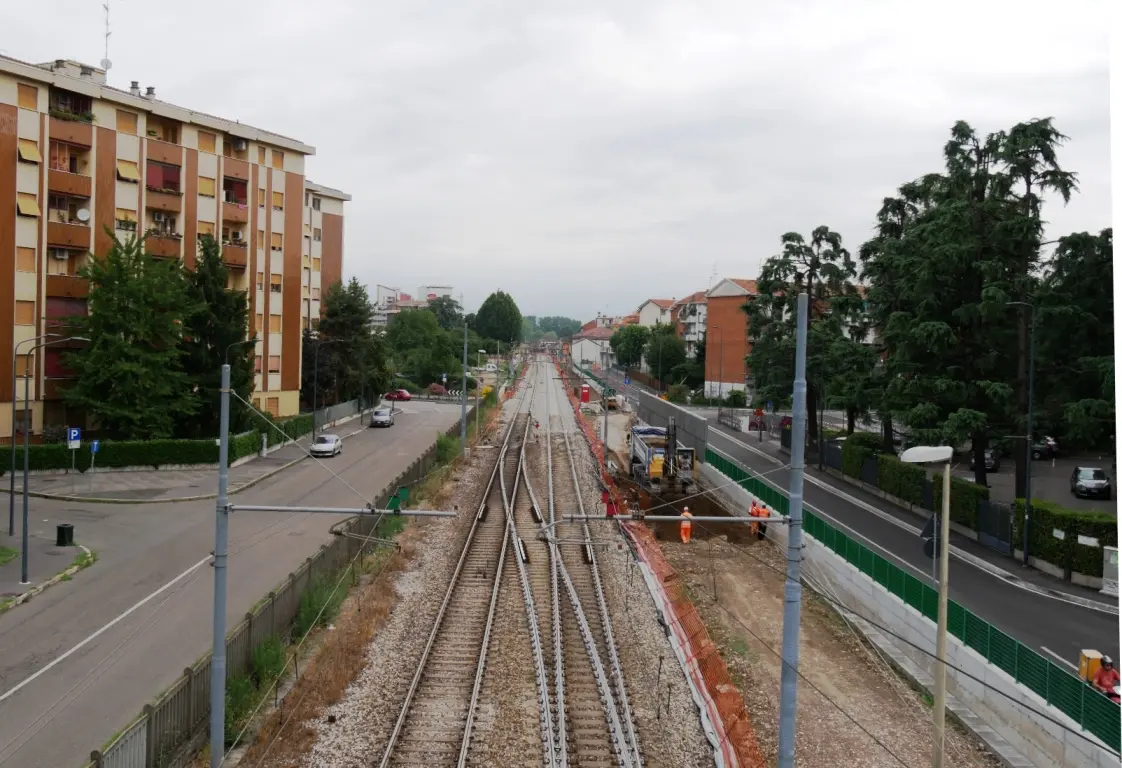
[551,358,765,768]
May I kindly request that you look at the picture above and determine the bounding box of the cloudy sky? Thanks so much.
[14,1,1112,320]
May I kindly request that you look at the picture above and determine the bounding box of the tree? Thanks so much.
[62,233,200,439]
[610,325,649,368]
[644,324,686,384]
[304,278,390,407]
[746,226,861,445]
[178,236,254,437]
[539,316,582,337]
[475,290,523,343]
[385,308,462,386]
[426,295,463,330]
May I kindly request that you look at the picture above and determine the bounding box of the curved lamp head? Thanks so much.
[899,445,954,464]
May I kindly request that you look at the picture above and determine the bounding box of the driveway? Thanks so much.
[944,455,1116,515]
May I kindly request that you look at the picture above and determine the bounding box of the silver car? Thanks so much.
[310,434,343,457]
[370,406,395,428]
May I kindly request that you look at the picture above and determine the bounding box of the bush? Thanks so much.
[392,378,422,394]
[251,634,286,688]
[666,384,690,404]
[933,475,989,529]
[435,432,459,464]
[483,388,499,407]
[725,390,748,408]
[261,413,313,448]
[1012,499,1116,577]
[229,430,262,462]
[876,454,927,507]
[840,431,883,478]
[292,573,346,639]
[428,383,448,396]
[224,674,256,746]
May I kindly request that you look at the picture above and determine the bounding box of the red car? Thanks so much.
[385,389,412,402]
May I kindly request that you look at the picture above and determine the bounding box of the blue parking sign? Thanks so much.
[91,440,100,454]
[624,375,631,385]
[67,427,81,443]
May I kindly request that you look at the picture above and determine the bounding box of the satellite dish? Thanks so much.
[76,208,91,223]
[100,58,112,71]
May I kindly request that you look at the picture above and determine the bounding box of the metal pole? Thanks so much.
[312,342,320,438]
[460,320,468,455]
[9,339,21,536]
[776,292,809,768]
[932,460,951,768]
[19,365,31,584]
[1022,305,1035,566]
[210,363,231,768]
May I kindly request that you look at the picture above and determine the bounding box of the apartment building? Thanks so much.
[703,278,756,398]
[670,290,707,359]
[0,56,348,435]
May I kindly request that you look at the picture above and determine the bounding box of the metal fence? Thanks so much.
[86,409,474,768]
[704,446,1121,752]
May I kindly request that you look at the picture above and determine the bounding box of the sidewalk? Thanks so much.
[0,530,89,607]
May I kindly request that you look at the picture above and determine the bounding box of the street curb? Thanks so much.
[715,427,1120,617]
[0,544,94,615]
[0,423,369,506]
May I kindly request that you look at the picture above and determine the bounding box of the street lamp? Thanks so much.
[899,444,954,768]
[1006,300,1036,566]
[477,349,486,369]
[18,335,88,584]
[9,333,62,535]
[312,338,342,438]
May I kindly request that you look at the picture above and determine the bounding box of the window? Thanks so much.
[268,356,280,374]
[15,355,33,378]
[270,273,282,292]
[303,223,310,237]
[255,313,263,333]
[313,228,321,242]
[15,301,35,326]
[49,194,90,225]
[303,266,311,283]
[257,146,266,165]
[198,176,216,197]
[13,408,31,435]
[44,347,73,378]
[17,83,37,110]
[270,232,283,251]
[302,317,309,331]
[198,221,216,238]
[149,212,177,236]
[222,178,248,205]
[312,257,321,272]
[254,356,262,373]
[47,248,72,275]
[49,88,92,120]
[16,193,40,217]
[312,197,321,211]
[115,208,138,231]
[116,110,138,135]
[198,131,216,153]
[49,141,85,174]
[146,160,181,193]
[257,229,265,247]
[272,191,284,210]
[269,314,281,332]
[271,150,284,169]
[116,159,140,182]
[265,396,280,416]
[256,272,264,291]
[312,287,320,300]
[16,247,36,273]
[17,139,41,164]
[146,115,179,144]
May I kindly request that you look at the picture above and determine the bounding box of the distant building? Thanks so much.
[417,285,454,301]
[670,291,707,358]
[636,298,675,327]
[371,284,452,326]
[570,326,615,371]
[704,278,756,398]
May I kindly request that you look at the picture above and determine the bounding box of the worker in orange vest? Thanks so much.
[680,506,693,544]
[749,500,761,538]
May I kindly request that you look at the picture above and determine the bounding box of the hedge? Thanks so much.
[876,453,927,506]
[1012,499,1116,577]
[261,413,314,448]
[934,475,989,530]
[841,432,883,478]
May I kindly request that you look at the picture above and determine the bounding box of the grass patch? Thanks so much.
[435,432,459,464]
[252,635,287,688]
[224,674,257,746]
[292,573,347,639]
[0,546,16,567]
[730,637,750,657]
[72,548,97,570]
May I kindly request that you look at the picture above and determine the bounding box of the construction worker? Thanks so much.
[755,502,769,541]
[748,500,760,538]
[680,506,693,544]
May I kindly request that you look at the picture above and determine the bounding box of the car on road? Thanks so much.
[370,406,395,428]
[310,434,343,457]
[1071,467,1111,500]
[969,448,1000,472]
[1032,436,1059,460]
[385,389,412,401]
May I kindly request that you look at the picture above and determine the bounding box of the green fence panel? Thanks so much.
[987,626,1019,678]
[885,564,906,601]
[1083,688,1122,751]
[858,547,875,578]
[964,609,990,655]
[921,584,938,622]
[872,552,891,588]
[1017,645,1049,699]
[845,537,862,567]
[947,602,966,641]
[1047,662,1085,722]
[903,573,924,612]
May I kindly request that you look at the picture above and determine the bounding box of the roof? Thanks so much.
[574,327,614,341]
[706,278,758,298]
[305,181,352,201]
[731,279,757,292]
[0,54,315,154]
[621,313,640,325]
[672,290,708,308]
[581,319,598,332]
[639,298,676,311]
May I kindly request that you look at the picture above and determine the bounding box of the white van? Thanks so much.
[485,363,498,373]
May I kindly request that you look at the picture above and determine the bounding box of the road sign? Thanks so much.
[754,408,764,417]
[767,400,773,412]
[67,427,81,450]
[441,373,447,383]
[624,376,631,385]
[90,440,100,454]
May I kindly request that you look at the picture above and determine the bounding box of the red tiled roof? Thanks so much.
[673,290,708,307]
[648,298,676,309]
[575,326,614,340]
[730,279,757,293]
[581,319,598,332]
[621,313,640,325]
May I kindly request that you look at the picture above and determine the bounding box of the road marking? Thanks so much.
[1041,646,1079,671]
[0,554,212,704]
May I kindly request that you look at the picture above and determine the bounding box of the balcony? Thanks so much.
[146,188,183,213]
[46,274,90,299]
[146,138,181,165]
[222,242,248,269]
[222,200,249,224]
[47,221,91,249]
[48,116,92,147]
[223,158,249,181]
[47,168,92,198]
[145,233,182,260]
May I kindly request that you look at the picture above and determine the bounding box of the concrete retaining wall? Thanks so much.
[631,390,709,457]
[699,462,1117,768]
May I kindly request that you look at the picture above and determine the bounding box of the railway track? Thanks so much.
[376,400,532,768]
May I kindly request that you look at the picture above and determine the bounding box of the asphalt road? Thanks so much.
[598,369,1119,667]
[0,401,462,768]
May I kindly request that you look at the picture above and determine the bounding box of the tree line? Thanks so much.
[745,117,1113,492]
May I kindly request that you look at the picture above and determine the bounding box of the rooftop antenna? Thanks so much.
[99,2,113,74]
[708,261,718,289]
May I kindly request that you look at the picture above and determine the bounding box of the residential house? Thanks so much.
[636,298,674,327]
[570,326,614,371]
[704,278,756,398]
[670,291,707,358]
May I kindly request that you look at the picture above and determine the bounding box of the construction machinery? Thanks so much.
[628,418,695,492]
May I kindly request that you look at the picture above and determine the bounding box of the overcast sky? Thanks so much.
[14,1,1112,320]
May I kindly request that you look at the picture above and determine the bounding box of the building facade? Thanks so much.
[0,56,348,435]
[636,298,674,327]
[670,291,707,359]
[703,278,755,398]
[570,326,614,371]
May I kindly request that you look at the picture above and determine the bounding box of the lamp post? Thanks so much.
[1006,300,1036,566]
[476,349,486,439]
[9,333,61,535]
[312,338,342,438]
[900,444,954,768]
[19,335,88,584]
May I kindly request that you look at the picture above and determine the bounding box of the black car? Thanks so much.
[969,448,1000,472]
[1070,467,1111,500]
[1032,436,1059,460]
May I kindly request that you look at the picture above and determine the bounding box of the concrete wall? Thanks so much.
[699,461,1117,768]
[631,389,708,457]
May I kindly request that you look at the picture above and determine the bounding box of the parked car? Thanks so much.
[310,434,343,458]
[370,406,395,428]
[1071,467,1111,500]
[969,448,1000,472]
[1032,436,1059,460]
[385,389,412,402]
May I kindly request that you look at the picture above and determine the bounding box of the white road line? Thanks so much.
[1041,646,1079,671]
[0,554,212,704]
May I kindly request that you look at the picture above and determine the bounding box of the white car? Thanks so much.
[370,406,395,428]
[310,434,343,457]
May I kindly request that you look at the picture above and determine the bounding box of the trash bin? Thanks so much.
[56,523,74,547]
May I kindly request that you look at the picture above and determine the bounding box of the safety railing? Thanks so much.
[703,447,1121,752]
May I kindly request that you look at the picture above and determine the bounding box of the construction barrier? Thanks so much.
[552,357,765,768]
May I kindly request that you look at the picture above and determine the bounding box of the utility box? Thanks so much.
[580,384,590,403]
[1079,649,1103,682]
